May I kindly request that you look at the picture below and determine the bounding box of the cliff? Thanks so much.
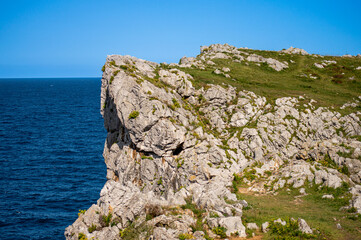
[65,44,361,240]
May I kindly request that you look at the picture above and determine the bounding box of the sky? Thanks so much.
[0,0,360,78]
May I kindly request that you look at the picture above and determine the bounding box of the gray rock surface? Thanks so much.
[298,218,313,234]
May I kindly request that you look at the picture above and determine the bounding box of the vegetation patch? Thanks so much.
[128,110,139,119]
[234,181,360,240]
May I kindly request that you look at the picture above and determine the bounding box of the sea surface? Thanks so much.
[0,78,107,240]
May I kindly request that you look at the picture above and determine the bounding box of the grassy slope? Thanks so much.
[233,181,361,240]
[179,49,361,115]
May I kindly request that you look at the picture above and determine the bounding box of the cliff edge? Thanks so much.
[65,44,361,240]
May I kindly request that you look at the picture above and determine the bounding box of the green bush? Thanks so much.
[100,213,112,227]
[88,224,97,233]
[178,233,195,239]
[128,111,139,119]
[212,226,227,238]
[78,233,87,240]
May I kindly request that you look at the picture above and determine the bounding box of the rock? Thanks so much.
[281,47,309,55]
[218,217,246,237]
[246,223,259,230]
[274,218,286,226]
[299,188,306,195]
[214,69,222,75]
[314,63,324,69]
[322,194,334,199]
[222,67,230,72]
[336,223,342,229]
[246,54,288,71]
[298,218,313,234]
[262,222,269,233]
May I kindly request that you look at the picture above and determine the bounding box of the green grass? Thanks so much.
[178,49,361,114]
[235,182,361,240]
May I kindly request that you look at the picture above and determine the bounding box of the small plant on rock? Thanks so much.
[178,233,195,240]
[87,224,97,233]
[78,209,86,217]
[78,232,87,240]
[128,111,139,119]
[99,212,112,227]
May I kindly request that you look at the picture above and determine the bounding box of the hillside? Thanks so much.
[65,44,361,240]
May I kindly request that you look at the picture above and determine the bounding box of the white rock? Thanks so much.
[298,218,313,234]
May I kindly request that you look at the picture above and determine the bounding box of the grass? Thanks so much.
[178,49,361,114]
[234,181,361,240]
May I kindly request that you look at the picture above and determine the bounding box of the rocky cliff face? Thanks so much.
[65,44,361,240]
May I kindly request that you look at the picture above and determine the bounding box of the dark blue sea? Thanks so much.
[0,78,107,240]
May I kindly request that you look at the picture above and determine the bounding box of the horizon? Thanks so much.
[1,0,360,78]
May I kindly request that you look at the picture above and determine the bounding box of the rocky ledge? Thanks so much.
[65,44,361,240]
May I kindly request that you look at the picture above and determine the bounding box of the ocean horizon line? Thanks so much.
[0,76,101,80]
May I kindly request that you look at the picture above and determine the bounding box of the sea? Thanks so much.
[0,78,107,240]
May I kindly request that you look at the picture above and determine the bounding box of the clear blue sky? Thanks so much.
[1,0,360,78]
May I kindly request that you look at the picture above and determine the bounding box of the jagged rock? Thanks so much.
[262,222,269,233]
[298,218,313,234]
[350,185,361,213]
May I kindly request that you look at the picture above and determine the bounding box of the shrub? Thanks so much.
[101,65,105,72]
[99,213,112,227]
[78,209,86,217]
[212,226,227,238]
[172,98,181,108]
[128,111,139,119]
[145,204,163,220]
[111,217,120,227]
[78,233,87,240]
[87,224,97,233]
[178,233,195,239]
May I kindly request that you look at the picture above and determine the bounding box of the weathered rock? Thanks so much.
[322,194,334,199]
[281,47,309,55]
[262,222,269,233]
[246,222,259,230]
[218,216,246,237]
[298,218,313,234]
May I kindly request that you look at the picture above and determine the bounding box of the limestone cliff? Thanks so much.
[65,44,361,240]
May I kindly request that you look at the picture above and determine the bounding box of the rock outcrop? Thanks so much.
[65,44,361,240]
